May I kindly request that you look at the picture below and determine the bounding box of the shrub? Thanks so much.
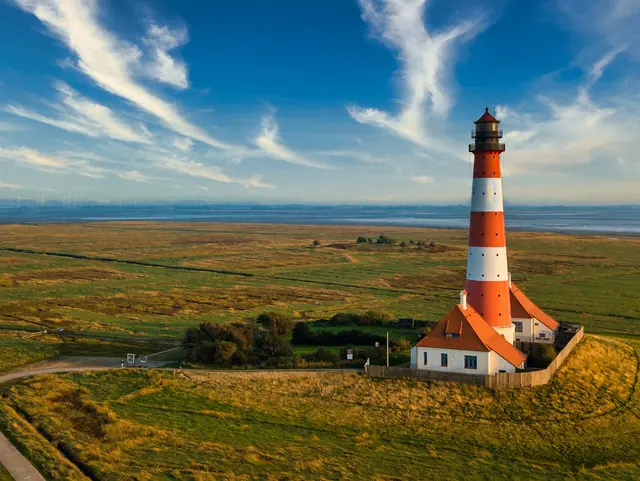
[183,322,254,363]
[356,236,368,243]
[254,331,292,361]
[392,338,412,352]
[359,310,392,325]
[310,347,339,363]
[256,312,294,336]
[313,240,321,246]
[399,241,407,247]
[429,240,437,248]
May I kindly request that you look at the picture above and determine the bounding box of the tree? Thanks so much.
[311,347,339,363]
[356,236,368,243]
[292,322,312,344]
[254,331,292,361]
[256,312,294,336]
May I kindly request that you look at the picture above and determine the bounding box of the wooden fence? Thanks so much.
[366,326,584,388]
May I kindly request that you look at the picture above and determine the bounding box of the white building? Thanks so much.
[410,292,526,375]
[510,282,559,344]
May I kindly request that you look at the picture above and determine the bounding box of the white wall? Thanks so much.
[493,324,516,345]
[514,317,555,344]
[416,346,491,375]
[533,319,555,343]
[513,317,533,343]
[410,347,417,369]
[489,351,518,373]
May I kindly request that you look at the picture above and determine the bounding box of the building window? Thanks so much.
[464,355,477,369]
[423,352,428,365]
[441,353,448,367]
[514,321,523,333]
[539,332,546,338]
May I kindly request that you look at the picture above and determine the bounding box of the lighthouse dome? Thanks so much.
[474,107,500,124]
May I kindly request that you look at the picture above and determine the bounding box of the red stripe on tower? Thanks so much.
[466,108,514,344]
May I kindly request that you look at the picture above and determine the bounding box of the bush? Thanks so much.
[309,347,339,363]
[356,236,368,243]
[183,322,254,364]
[256,312,294,336]
[328,312,362,326]
[377,235,396,245]
[254,331,292,361]
[359,310,392,325]
[392,338,412,352]
[399,241,407,247]
[313,240,321,246]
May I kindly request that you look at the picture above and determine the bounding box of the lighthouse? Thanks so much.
[410,108,561,375]
[466,108,514,344]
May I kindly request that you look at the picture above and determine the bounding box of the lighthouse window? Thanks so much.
[441,353,448,367]
[514,322,523,333]
[464,356,478,369]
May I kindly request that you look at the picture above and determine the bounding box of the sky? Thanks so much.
[0,0,639,205]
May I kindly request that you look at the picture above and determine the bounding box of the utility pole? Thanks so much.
[386,331,389,367]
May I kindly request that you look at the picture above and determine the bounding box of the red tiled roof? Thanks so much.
[474,107,499,123]
[416,304,526,368]
[510,282,559,330]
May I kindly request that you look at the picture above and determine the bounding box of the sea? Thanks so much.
[0,204,638,235]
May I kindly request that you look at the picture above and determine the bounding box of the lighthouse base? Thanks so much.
[492,324,516,345]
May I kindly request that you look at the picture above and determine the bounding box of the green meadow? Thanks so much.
[0,221,639,479]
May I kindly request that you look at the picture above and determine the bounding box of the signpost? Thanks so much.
[126,353,136,365]
[346,349,353,361]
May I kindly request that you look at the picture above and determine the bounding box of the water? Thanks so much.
[0,204,638,235]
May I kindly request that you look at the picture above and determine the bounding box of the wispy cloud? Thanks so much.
[159,155,274,188]
[411,174,434,184]
[172,136,194,153]
[141,24,189,89]
[348,0,482,146]
[0,147,66,169]
[117,170,151,183]
[12,0,240,150]
[0,181,23,189]
[254,114,333,169]
[498,51,634,176]
[6,82,152,143]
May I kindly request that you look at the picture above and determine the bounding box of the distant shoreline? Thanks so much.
[0,205,638,236]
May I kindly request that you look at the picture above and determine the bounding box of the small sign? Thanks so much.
[139,355,147,364]
[375,342,380,347]
[127,353,136,364]
[346,349,353,360]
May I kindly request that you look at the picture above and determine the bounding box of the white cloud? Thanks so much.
[348,0,482,146]
[117,170,151,183]
[498,52,635,176]
[158,155,274,188]
[411,174,434,184]
[0,147,67,169]
[12,0,240,150]
[196,185,208,191]
[6,82,152,143]
[0,181,23,189]
[142,24,189,89]
[254,114,333,169]
[172,136,194,153]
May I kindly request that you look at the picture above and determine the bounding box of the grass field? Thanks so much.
[0,336,638,480]
[0,222,639,478]
[0,221,638,349]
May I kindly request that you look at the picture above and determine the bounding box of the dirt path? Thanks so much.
[0,357,357,480]
[0,357,171,480]
[343,253,358,263]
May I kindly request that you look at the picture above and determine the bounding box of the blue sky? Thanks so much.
[0,0,638,204]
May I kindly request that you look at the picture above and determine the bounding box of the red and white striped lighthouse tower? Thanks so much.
[465,108,514,344]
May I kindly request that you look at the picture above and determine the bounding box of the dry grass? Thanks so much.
[1,336,639,480]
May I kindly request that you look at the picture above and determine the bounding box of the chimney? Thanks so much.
[508,272,512,287]
[460,290,468,310]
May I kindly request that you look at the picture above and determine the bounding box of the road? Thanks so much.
[0,357,359,480]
